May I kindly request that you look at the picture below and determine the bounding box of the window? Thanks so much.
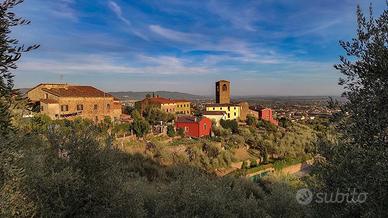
[94,104,98,110]
[204,123,207,130]
[45,93,48,99]
[234,112,236,116]
[61,105,68,112]
[228,114,230,118]
[228,106,230,110]
[213,107,215,110]
[77,104,83,111]
[107,104,110,110]
[40,106,44,111]
[222,84,228,91]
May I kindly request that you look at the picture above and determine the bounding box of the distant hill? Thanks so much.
[109,91,210,101]
[17,88,31,95]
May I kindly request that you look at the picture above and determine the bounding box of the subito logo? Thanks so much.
[296,188,313,205]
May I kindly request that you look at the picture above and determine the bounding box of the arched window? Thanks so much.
[222,84,228,91]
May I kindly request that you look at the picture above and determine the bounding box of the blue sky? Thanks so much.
[12,0,386,96]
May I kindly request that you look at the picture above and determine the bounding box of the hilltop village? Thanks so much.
[26,80,279,138]
[21,79,330,179]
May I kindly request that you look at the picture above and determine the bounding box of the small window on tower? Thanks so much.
[222,84,227,91]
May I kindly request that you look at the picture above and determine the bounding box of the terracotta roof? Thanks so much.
[42,86,113,98]
[250,106,271,111]
[176,115,204,123]
[203,111,226,116]
[146,97,190,104]
[174,99,191,103]
[148,97,176,104]
[26,83,68,93]
[40,99,58,104]
[205,103,240,107]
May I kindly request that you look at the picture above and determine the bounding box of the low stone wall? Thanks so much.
[279,160,313,175]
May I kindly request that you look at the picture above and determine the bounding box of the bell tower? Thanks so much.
[216,80,230,104]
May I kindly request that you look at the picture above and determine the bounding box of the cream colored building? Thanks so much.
[205,103,241,121]
[202,111,227,126]
[135,96,191,115]
[27,83,122,122]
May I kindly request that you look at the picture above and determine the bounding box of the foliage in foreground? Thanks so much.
[1,118,306,217]
[310,4,388,217]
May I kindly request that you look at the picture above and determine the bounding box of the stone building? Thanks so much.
[206,80,241,121]
[135,95,191,115]
[216,80,230,104]
[238,101,259,121]
[27,83,122,122]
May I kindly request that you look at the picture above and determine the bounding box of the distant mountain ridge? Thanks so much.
[109,91,210,101]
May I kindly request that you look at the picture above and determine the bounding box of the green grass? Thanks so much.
[245,164,274,175]
[272,156,309,171]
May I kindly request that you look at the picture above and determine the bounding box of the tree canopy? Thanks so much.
[311,4,388,217]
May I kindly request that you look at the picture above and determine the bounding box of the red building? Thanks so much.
[251,106,279,126]
[175,116,212,138]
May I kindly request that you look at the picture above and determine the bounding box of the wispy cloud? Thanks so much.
[51,0,77,21]
[108,1,130,25]
[207,0,260,31]
[149,25,281,64]
[149,25,204,44]
[107,1,148,40]
[18,54,214,76]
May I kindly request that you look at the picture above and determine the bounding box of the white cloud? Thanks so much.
[149,25,282,63]
[149,25,204,44]
[52,0,77,21]
[207,0,260,31]
[108,1,130,26]
[17,54,214,76]
[108,1,149,40]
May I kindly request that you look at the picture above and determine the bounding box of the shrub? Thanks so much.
[246,115,257,126]
[250,159,258,168]
[177,128,185,138]
[167,125,175,137]
[220,120,239,134]
[241,161,248,169]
